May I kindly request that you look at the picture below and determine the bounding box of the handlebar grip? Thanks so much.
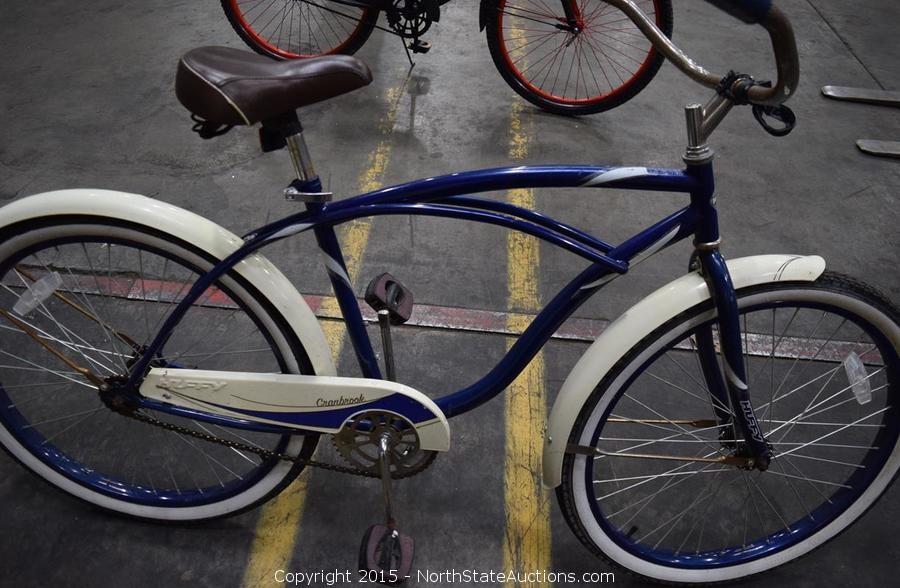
[704,0,773,24]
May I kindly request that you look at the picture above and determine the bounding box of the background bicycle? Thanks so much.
[221,0,674,114]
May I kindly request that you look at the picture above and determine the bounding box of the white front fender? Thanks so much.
[542,254,826,488]
[0,190,336,377]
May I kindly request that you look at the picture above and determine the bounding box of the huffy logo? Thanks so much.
[739,399,765,443]
[157,376,228,393]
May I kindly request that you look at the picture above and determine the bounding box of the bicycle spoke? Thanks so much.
[0,348,95,389]
[776,407,891,458]
[643,476,725,548]
[675,470,730,554]
[22,406,107,429]
[765,375,886,437]
[40,405,104,445]
[646,368,734,417]
[192,420,260,467]
[766,467,850,489]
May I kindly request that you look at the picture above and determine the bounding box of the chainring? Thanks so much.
[333,410,436,478]
[387,0,433,38]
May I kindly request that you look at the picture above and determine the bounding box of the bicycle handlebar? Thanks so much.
[605,0,799,106]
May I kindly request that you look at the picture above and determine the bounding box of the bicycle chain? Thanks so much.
[127,409,433,479]
[128,409,382,478]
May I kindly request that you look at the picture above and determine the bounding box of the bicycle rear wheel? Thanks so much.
[486,0,673,115]
[221,0,378,59]
[559,273,900,582]
[0,217,318,521]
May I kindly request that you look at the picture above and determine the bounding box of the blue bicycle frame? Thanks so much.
[124,157,769,460]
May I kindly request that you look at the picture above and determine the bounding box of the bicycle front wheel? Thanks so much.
[221,0,378,59]
[486,0,673,115]
[0,216,319,521]
[559,272,900,583]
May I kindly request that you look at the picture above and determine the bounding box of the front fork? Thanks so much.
[683,98,772,470]
[561,0,584,30]
[695,249,772,469]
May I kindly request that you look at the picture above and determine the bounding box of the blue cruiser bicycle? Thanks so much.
[0,0,897,583]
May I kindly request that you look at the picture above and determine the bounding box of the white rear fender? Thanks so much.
[542,254,827,488]
[0,190,336,377]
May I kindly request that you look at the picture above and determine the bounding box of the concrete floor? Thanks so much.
[0,0,898,586]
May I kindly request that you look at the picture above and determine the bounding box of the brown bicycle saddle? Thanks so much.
[175,46,373,126]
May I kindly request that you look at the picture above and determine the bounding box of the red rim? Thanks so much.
[496,0,663,106]
[228,0,372,59]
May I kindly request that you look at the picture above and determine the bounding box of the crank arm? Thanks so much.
[566,443,754,467]
[379,433,395,523]
[0,307,104,386]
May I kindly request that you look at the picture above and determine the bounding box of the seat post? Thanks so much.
[284,128,332,202]
[285,129,316,182]
[261,110,332,202]
[259,110,317,181]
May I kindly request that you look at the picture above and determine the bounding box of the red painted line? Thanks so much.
[302,293,609,342]
[2,269,884,363]
[3,270,608,342]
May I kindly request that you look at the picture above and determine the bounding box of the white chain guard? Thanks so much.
[141,368,450,452]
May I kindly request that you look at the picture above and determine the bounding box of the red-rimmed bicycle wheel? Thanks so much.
[221,0,378,60]
[486,0,673,115]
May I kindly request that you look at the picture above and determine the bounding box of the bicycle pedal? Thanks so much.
[359,524,414,586]
[407,40,431,54]
[365,273,413,325]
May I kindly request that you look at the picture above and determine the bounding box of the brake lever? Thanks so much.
[752,104,797,137]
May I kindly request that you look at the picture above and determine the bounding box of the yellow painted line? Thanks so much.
[502,96,552,587]
[241,83,407,588]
